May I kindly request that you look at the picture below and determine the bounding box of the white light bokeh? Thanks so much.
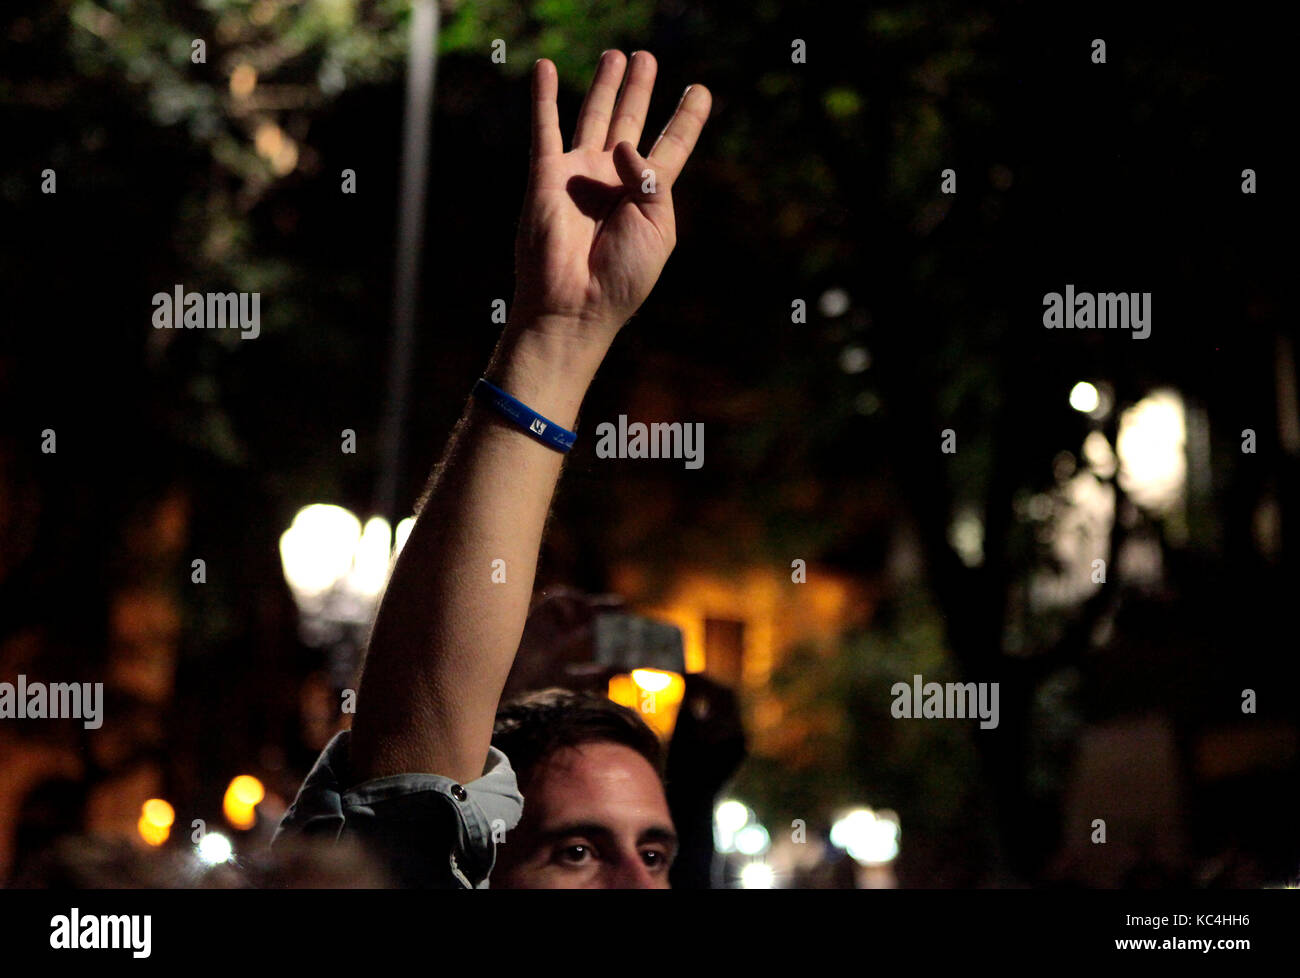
[734,823,771,856]
[394,516,416,557]
[196,831,233,865]
[818,288,850,317]
[1116,389,1186,513]
[1069,381,1100,414]
[279,504,362,603]
[740,862,776,889]
[839,345,871,374]
[1082,430,1118,479]
[714,799,752,854]
[347,516,393,599]
[830,808,900,865]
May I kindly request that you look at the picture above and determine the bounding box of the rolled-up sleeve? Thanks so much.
[271,731,524,889]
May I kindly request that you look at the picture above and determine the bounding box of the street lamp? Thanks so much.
[830,807,901,864]
[712,799,774,887]
[597,613,688,740]
[279,503,413,688]
[830,806,901,888]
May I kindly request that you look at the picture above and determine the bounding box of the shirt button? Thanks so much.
[450,784,468,801]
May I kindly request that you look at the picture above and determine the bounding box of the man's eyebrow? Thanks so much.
[637,826,679,851]
[534,822,616,845]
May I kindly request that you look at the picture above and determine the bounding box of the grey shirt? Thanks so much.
[271,730,525,888]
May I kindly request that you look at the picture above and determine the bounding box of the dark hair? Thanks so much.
[492,688,663,790]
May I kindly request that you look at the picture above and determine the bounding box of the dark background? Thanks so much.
[0,0,1294,887]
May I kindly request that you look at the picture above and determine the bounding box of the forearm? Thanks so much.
[349,319,610,784]
[346,49,710,785]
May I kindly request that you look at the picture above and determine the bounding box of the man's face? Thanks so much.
[491,740,677,888]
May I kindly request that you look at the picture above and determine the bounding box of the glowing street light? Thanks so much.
[734,823,771,856]
[740,861,776,889]
[394,516,416,557]
[1069,381,1100,414]
[607,668,685,740]
[597,612,688,738]
[714,799,772,858]
[196,831,233,865]
[830,807,901,865]
[712,800,775,887]
[1116,389,1186,513]
[714,799,751,854]
[349,517,394,600]
[280,503,414,687]
[138,798,174,847]
[279,504,414,629]
[223,775,266,831]
[279,504,364,615]
[630,668,673,693]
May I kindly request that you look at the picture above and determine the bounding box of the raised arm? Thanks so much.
[349,51,711,784]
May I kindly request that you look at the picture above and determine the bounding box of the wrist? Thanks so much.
[484,318,609,431]
[504,306,621,356]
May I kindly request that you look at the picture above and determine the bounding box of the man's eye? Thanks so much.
[556,844,593,865]
[641,849,669,869]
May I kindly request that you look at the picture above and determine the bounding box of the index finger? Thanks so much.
[646,84,712,186]
[530,59,563,160]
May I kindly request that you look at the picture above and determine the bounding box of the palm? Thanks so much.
[519,148,668,320]
[512,52,711,335]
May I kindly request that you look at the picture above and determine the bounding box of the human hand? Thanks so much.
[510,51,712,360]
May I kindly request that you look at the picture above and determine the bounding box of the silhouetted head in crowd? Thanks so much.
[489,688,676,888]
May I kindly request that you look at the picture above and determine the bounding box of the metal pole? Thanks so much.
[375,0,439,524]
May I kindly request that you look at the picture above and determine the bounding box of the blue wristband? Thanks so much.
[472,377,577,453]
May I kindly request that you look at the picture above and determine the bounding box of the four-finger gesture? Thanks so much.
[511,51,712,351]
